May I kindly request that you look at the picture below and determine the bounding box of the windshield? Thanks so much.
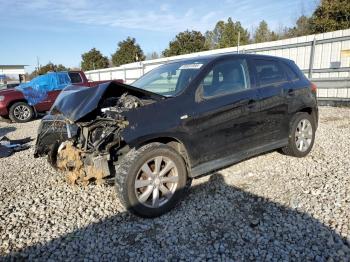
[132,59,209,96]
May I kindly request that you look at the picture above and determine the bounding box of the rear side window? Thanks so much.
[200,59,251,99]
[57,73,70,85]
[254,59,287,87]
[68,72,83,83]
[55,73,71,90]
[283,63,300,81]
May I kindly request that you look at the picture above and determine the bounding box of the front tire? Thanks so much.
[9,102,34,123]
[115,143,189,218]
[282,112,316,157]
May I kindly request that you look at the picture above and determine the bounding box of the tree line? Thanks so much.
[33,0,350,74]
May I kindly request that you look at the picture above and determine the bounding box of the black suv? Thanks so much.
[34,54,318,217]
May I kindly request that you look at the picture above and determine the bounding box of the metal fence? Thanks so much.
[85,29,350,102]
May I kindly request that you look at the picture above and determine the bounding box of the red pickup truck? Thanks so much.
[0,71,121,123]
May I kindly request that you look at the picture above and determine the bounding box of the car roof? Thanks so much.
[167,53,294,65]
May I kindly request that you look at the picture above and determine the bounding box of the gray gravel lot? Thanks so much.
[0,106,349,261]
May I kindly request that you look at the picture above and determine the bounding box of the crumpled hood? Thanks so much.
[50,81,164,123]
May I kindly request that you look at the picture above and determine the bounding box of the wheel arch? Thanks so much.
[297,106,318,128]
[136,136,192,169]
[7,99,27,109]
[8,100,36,122]
[7,99,35,114]
[298,107,313,115]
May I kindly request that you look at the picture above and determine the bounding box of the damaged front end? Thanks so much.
[34,81,163,185]
[56,117,128,185]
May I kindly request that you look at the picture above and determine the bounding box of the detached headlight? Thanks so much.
[0,96,5,102]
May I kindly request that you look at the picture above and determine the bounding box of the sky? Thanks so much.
[0,0,318,72]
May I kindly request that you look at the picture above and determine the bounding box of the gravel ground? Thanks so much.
[0,106,349,261]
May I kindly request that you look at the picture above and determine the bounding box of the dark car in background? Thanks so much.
[34,54,318,217]
[0,71,122,123]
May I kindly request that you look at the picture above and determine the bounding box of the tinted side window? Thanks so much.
[254,59,287,87]
[68,72,83,83]
[55,73,71,90]
[283,63,300,81]
[201,59,250,99]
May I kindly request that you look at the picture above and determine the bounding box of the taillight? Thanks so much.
[311,82,317,93]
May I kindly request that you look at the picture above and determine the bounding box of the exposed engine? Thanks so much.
[56,93,146,185]
[101,93,144,114]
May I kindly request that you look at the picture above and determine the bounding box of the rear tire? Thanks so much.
[115,143,189,218]
[282,112,315,157]
[9,102,34,123]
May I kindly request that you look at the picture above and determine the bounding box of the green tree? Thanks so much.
[204,18,250,49]
[254,20,279,43]
[219,19,250,48]
[285,15,312,37]
[310,0,350,33]
[234,21,250,45]
[112,37,145,66]
[81,48,109,71]
[146,51,160,60]
[220,18,236,48]
[254,20,270,43]
[270,31,280,41]
[295,15,312,36]
[35,62,69,75]
[162,30,207,57]
[204,20,225,49]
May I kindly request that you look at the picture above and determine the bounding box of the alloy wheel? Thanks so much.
[135,156,179,208]
[295,119,313,152]
[13,105,31,121]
